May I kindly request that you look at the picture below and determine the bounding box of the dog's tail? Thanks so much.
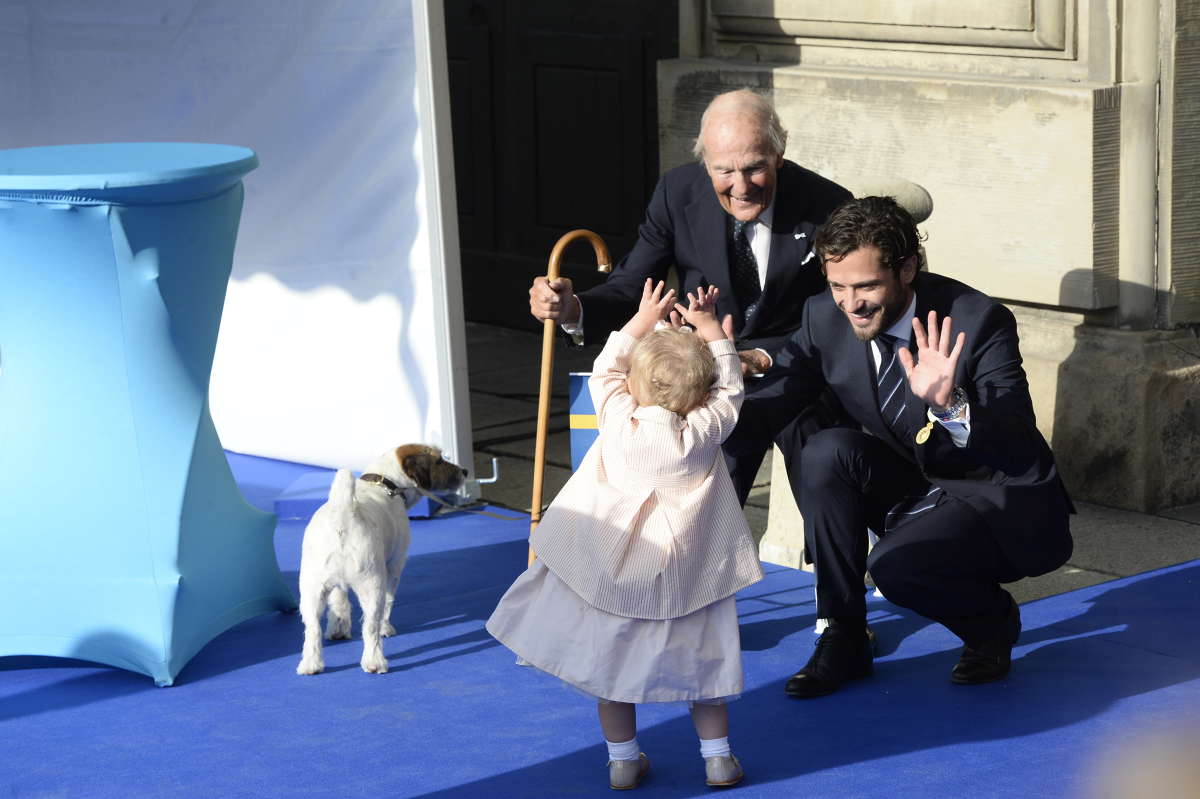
[326,469,357,536]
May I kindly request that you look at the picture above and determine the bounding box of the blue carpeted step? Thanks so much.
[5,449,1197,798]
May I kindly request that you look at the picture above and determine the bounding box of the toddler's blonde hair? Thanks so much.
[628,328,715,415]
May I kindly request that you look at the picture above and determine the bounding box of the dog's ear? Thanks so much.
[401,451,434,490]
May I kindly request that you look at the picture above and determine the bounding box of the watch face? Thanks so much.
[933,388,966,421]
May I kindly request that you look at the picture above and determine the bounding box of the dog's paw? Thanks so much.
[361,655,389,674]
[381,621,397,637]
[296,657,325,676]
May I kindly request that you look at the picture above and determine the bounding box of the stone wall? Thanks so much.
[666,0,1200,515]
[658,63,1120,311]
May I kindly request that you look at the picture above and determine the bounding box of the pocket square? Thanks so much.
[794,232,806,239]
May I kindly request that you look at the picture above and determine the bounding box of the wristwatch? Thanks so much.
[930,386,969,422]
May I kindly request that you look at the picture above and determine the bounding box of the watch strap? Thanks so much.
[931,386,968,422]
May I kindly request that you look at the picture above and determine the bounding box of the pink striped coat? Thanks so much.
[531,331,764,620]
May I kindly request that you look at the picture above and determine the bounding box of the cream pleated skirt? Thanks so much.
[486,559,743,704]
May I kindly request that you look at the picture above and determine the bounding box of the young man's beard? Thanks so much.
[845,292,908,342]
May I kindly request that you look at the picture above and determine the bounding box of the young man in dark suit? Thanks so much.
[729,195,1074,696]
[529,88,851,501]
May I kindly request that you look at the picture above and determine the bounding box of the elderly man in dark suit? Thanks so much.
[529,88,850,501]
[730,195,1074,697]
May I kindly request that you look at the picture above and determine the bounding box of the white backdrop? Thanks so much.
[0,0,472,473]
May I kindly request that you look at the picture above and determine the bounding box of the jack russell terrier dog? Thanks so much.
[297,444,466,675]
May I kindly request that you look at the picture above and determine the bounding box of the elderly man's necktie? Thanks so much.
[729,219,762,330]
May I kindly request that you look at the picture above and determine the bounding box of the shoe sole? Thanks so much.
[706,774,745,788]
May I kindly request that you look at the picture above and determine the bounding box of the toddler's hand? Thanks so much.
[673,286,726,342]
[620,278,677,339]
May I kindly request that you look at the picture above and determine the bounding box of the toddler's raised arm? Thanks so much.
[588,331,638,428]
[588,279,677,426]
[682,339,744,448]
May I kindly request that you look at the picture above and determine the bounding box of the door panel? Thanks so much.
[446,0,678,330]
[446,24,494,250]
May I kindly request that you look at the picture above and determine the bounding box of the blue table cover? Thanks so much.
[0,143,295,685]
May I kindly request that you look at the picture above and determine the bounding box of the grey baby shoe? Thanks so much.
[609,752,650,790]
[704,754,744,788]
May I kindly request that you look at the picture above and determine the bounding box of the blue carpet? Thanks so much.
[2,452,1197,798]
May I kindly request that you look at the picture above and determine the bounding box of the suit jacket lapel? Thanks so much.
[763,220,804,294]
[892,282,937,447]
[857,337,882,431]
[896,333,927,447]
[685,180,735,315]
[754,170,818,336]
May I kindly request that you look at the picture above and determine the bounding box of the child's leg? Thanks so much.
[691,701,743,787]
[598,701,637,746]
[599,701,648,789]
[688,701,728,741]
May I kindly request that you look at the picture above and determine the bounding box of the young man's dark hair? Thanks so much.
[814,195,925,274]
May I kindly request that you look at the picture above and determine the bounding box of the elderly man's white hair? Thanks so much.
[692,88,788,162]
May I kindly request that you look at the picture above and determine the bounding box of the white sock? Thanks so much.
[606,737,640,762]
[699,736,731,759]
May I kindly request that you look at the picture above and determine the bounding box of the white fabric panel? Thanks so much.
[0,0,467,471]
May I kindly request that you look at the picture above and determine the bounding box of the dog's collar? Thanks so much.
[358,473,404,497]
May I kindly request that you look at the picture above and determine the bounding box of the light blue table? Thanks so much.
[0,143,295,685]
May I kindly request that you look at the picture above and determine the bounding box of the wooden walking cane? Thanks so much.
[529,230,611,565]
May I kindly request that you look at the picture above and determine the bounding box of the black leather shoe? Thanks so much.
[951,594,1022,685]
[785,620,873,698]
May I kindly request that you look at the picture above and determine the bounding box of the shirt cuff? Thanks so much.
[928,404,971,448]
[559,297,585,345]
